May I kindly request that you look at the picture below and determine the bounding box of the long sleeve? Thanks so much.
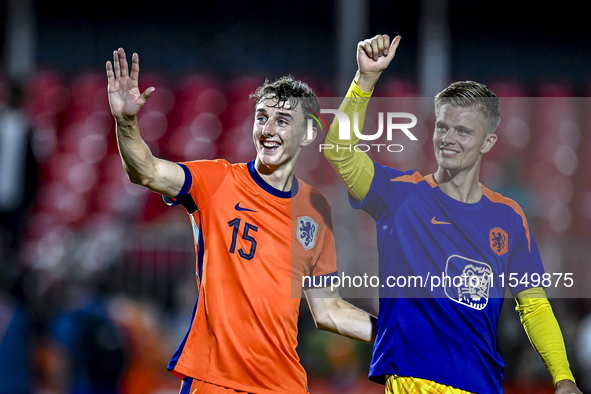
[515,287,576,385]
[323,80,375,201]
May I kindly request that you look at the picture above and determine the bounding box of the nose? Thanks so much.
[261,120,275,136]
[440,129,456,145]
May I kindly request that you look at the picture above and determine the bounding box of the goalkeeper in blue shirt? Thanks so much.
[324,34,581,394]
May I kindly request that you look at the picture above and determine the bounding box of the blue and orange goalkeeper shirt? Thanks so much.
[165,159,337,394]
[350,161,545,394]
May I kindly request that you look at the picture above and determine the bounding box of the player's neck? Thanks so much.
[254,159,296,192]
[434,165,483,204]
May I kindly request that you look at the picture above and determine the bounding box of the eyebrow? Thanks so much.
[255,107,295,119]
[435,120,448,129]
[276,111,294,119]
[436,120,475,132]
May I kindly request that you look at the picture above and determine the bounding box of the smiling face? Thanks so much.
[433,104,497,173]
[253,95,315,173]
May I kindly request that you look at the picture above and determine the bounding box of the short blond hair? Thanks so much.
[435,81,501,134]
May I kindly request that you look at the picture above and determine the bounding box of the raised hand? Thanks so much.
[106,48,155,123]
[355,34,401,92]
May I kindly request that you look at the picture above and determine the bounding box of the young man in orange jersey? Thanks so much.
[106,48,375,394]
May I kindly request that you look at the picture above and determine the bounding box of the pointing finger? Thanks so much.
[130,52,140,81]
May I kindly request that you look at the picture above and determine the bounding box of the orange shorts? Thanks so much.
[179,378,251,394]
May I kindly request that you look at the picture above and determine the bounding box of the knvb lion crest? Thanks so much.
[298,216,318,250]
[444,255,493,311]
[456,264,493,310]
[490,227,508,256]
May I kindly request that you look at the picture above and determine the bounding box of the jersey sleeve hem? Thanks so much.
[163,163,197,213]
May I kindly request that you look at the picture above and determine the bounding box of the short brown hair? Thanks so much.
[434,81,501,134]
[250,75,320,124]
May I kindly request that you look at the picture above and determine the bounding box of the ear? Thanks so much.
[480,132,497,154]
[301,124,317,147]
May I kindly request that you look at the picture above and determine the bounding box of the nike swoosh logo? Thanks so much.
[235,202,257,212]
[431,216,451,225]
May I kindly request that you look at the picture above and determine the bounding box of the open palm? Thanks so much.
[106,48,154,122]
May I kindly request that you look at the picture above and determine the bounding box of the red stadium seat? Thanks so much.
[220,75,262,132]
[168,75,224,126]
[138,74,175,115]
[25,71,71,119]
[68,72,109,117]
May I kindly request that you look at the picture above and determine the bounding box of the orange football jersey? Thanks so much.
[166,159,337,394]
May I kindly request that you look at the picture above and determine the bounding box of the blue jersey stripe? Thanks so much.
[168,213,205,373]
[179,378,193,394]
[167,290,199,372]
[163,163,198,213]
[189,213,205,280]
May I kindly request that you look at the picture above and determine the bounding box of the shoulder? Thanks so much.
[376,164,434,191]
[297,180,332,208]
[373,161,428,185]
[182,158,233,170]
[295,179,333,225]
[482,185,527,218]
[181,159,248,182]
[482,185,532,247]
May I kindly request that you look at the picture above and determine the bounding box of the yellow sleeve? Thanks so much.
[515,287,575,386]
[323,80,375,201]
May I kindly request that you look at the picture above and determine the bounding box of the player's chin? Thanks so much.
[257,149,286,167]
[436,157,461,171]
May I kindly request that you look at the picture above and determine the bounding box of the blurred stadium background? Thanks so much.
[1,0,591,393]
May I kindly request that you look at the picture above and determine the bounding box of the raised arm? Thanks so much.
[106,48,185,198]
[324,35,401,201]
[304,287,376,343]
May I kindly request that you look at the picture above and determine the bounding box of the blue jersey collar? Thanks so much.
[247,160,299,199]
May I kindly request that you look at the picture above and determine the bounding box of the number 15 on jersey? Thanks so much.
[228,218,258,260]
